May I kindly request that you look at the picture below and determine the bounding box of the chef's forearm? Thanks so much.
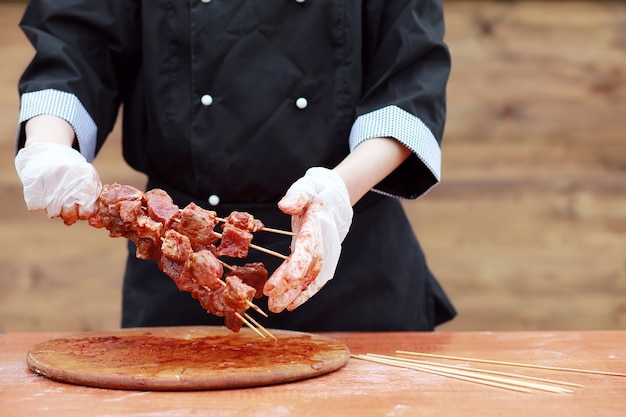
[334,137,411,206]
[24,115,76,147]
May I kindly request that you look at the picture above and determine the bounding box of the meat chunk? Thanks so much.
[182,249,224,290]
[174,202,219,247]
[217,224,253,258]
[159,256,183,281]
[85,183,278,333]
[222,275,256,312]
[133,214,164,259]
[223,211,264,232]
[161,229,192,263]
[195,275,253,314]
[97,183,143,208]
[225,262,268,299]
[118,199,143,225]
[223,313,244,333]
[89,183,143,235]
[144,188,180,227]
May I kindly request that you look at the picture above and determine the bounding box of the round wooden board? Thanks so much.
[26,326,350,391]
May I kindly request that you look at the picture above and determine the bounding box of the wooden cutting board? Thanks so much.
[26,326,350,391]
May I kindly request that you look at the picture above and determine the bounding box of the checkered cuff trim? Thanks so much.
[19,89,97,162]
[349,105,441,183]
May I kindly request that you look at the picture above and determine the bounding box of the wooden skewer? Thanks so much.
[372,354,573,394]
[258,226,295,237]
[159,237,268,317]
[202,283,274,340]
[354,354,575,394]
[160,209,278,336]
[149,205,293,249]
[172,214,294,237]
[213,232,288,260]
[131,201,277,338]
[245,301,269,318]
[160,234,271,319]
[216,217,295,236]
[247,242,288,260]
[201,282,264,338]
[207,279,275,339]
[170,214,289,259]
[216,262,269,318]
[205,281,269,319]
[244,313,277,341]
[375,354,582,388]
[386,357,583,387]
[234,312,266,339]
[220,260,233,271]
[352,355,533,393]
[396,351,626,378]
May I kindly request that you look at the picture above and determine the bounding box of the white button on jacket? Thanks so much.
[208,194,220,206]
[201,94,213,106]
[295,97,308,109]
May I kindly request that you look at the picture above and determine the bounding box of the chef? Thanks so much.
[14,0,456,331]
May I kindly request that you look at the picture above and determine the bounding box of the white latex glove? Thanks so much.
[14,142,102,225]
[264,167,353,312]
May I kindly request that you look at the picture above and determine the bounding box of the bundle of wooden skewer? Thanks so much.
[211,217,294,341]
[88,183,301,341]
[215,216,292,260]
[352,351,626,394]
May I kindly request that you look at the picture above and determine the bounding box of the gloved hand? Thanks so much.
[264,167,353,312]
[14,142,102,225]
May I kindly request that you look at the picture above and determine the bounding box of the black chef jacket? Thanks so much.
[18,0,456,331]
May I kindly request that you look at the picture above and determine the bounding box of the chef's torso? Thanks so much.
[123,0,363,204]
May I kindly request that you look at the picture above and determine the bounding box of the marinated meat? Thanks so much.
[174,202,219,247]
[224,312,244,333]
[118,199,143,224]
[144,188,180,227]
[158,257,188,290]
[86,183,275,333]
[133,214,164,259]
[89,183,143,235]
[225,262,268,299]
[217,224,253,258]
[161,229,192,263]
[222,275,256,312]
[223,211,264,232]
[197,286,225,316]
[182,249,224,291]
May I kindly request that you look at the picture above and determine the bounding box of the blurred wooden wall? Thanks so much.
[1,1,625,332]
[415,0,626,331]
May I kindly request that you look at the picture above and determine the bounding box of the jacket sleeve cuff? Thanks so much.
[16,89,98,162]
[348,105,442,199]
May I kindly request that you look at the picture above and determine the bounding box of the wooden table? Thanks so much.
[1,331,624,416]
